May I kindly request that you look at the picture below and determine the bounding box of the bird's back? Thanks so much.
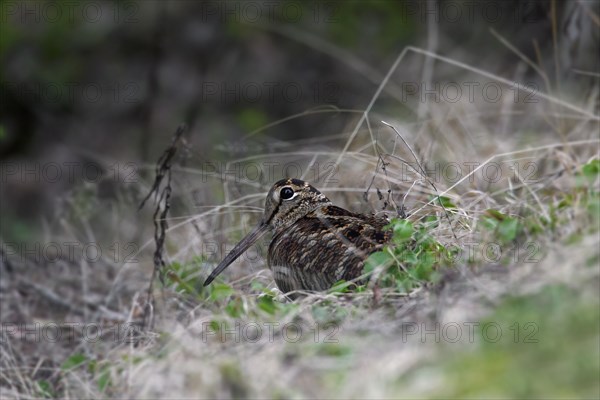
[267,205,391,293]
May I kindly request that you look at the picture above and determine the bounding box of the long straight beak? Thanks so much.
[203,222,270,286]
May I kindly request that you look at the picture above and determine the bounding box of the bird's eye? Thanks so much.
[280,187,294,200]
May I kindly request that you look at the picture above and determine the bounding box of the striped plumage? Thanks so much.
[204,178,391,295]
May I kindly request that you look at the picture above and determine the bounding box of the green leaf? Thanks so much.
[480,216,498,231]
[587,195,600,220]
[363,251,393,274]
[316,343,352,357]
[582,159,599,180]
[257,294,279,315]
[485,209,508,221]
[209,283,234,301]
[61,353,88,371]
[97,367,111,392]
[329,280,350,293]
[437,195,457,209]
[36,380,53,398]
[391,219,413,242]
[498,218,520,243]
[225,298,244,318]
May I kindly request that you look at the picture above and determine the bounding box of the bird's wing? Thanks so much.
[268,207,391,292]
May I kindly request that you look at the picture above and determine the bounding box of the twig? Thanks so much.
[139,124,186,329]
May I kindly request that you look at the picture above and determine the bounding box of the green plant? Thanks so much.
[363,219,450,292]
[165,256,207,297]
[479,209,523,245]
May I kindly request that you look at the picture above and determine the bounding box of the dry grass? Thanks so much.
[1,45,599,399]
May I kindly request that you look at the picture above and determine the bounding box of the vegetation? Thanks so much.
[1,1,598,399]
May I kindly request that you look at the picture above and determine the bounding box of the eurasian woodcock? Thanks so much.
[204,178,392,295]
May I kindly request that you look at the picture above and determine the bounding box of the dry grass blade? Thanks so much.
[381,120,458,240]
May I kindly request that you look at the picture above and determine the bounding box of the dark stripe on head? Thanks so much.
[290,178,305,186]
[274,178,290,187]
[308,185,321,194]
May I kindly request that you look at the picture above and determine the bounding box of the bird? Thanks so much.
[203,178,392,295]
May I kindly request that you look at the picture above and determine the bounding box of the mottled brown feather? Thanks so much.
[268,205,391,293]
